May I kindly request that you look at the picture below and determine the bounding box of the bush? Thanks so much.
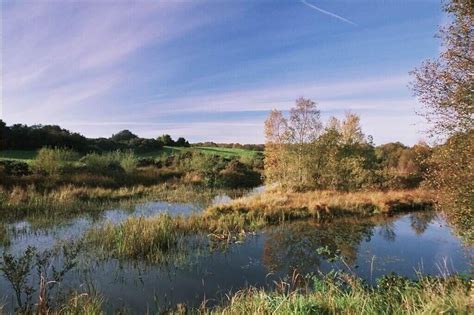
[117,151,138,174]
[32,147,79,175]
[81,150,138,175]
[219,160,262,188]
[0,160,31,176]
[80,152,123,175]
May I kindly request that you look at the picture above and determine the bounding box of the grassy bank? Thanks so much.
[206,189,435,221]
[3,273,470,314]
[208,273,472,314]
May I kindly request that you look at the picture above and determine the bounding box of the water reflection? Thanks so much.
[262,219,375,274]
[409,211,437,235]
[0,205,472,313]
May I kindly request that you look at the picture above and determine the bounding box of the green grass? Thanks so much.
[206,273,472,314]
[196,146,260,158]
[138,146,261,159]
[0,150,37,162]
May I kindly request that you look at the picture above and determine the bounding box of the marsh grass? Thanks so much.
[56,291,104,314]
[86,209,262,263]
[208,272,472,314]
[0,183,219,222]
[86,189,435,263]
[206,189,435,223]
[87,213,191,262]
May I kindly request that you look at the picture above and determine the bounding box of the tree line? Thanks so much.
[0,121,189,153]
[263,98,431,191]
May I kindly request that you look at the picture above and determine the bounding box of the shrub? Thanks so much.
[0,160,31,176]
[32,147,78,175]
[80,152,122,174]
[81,150,138,175]
[219,160,262,188]
[117,150,138,174]
[137,157,156,167]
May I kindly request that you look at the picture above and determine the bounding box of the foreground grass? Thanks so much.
[0,292,103,315]
[4,273,469,314]
[208,273,472,314]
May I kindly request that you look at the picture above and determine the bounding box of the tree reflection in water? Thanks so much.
[261,212,437,277]
[409,211,437,235]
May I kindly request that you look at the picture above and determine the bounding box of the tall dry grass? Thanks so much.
[206,189,435,222]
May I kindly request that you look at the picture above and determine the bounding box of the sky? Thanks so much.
[1,0,444,145]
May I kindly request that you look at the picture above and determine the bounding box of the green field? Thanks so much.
[0,146,261,162]
[0,150,37,162]
[139,146,261,159]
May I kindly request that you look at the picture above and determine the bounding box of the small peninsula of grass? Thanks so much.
[206,188,435,221]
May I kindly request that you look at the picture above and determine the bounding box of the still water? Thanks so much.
[0,194,472,313]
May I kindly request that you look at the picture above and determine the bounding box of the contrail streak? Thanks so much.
[301,0,357,26]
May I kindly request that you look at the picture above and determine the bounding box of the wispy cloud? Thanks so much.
[301,0,357,26]
[2,1,217,121]
[137,74,410,115]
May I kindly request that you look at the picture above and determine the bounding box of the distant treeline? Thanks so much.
[0,120,189,153]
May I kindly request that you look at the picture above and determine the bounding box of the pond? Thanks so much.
[0,192,472,313]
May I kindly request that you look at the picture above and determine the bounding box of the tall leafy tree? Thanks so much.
[410,0,473,135]
[287,98,322,187]
[410,0,473,241]
[340,112,365,145]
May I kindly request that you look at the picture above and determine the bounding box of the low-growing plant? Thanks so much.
[0,241,83,313]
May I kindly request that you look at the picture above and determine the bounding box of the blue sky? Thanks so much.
[1,0,443,144]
